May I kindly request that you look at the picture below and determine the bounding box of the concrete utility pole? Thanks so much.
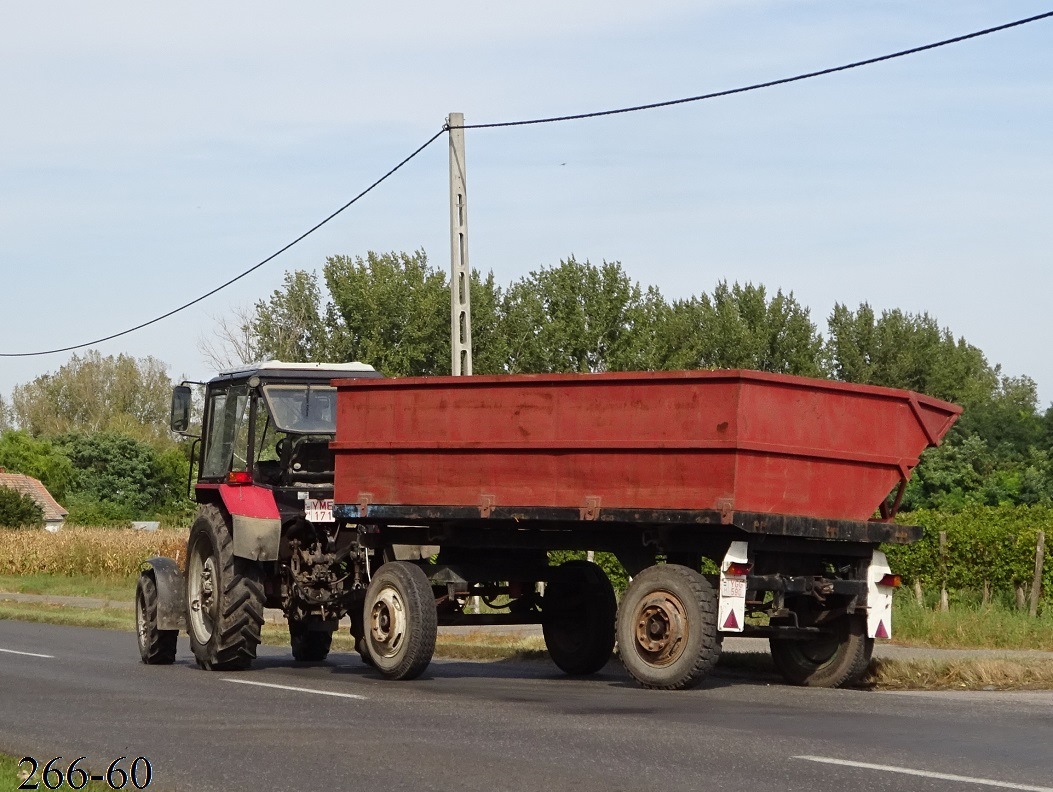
[448,112,472,376]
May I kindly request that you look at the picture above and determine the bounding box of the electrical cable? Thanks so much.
[3,10,1050,357]
[453,10,1053,130]
[0,128,446,357]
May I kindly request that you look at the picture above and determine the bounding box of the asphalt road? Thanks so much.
[1,620,1051,792]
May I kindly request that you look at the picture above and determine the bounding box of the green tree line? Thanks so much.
[218,250,1051,512]
[0,353,190,526]
[4,250,1052,522]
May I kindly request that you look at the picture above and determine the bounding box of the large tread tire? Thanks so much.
[363,561,437,681]
[769,615,874,688]
[135,571,177,665]
[542,560,616,676]
[185,505,265,671]
[616,564,720,690]
[290,618,334,662]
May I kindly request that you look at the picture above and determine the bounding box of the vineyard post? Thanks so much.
[939,530,949,612]
[1029,530,1046,618]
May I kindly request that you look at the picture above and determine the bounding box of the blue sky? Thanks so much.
[2,2,1051,405]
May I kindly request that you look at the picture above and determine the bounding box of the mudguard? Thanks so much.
[141,556,186,632]
[866,550,894,639]
[718,541,749,632]
[219,483,282,561]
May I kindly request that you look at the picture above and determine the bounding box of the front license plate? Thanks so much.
[305,498,335,523]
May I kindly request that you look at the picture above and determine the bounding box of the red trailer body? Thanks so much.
[331,369,960,522]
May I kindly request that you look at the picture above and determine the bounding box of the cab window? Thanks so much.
[201,384,250,479]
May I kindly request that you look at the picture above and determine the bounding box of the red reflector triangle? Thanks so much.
[876,620,889,639]
[722,610,739,630]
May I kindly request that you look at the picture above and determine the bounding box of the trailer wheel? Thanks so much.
[542,560,616,675]
[616,564,720,690]
[185,506,265,671]
[289,618,334,662]
[364,561,437,680]
[355,636,376,667]
[135,571,177,665]
[769,615,873,688]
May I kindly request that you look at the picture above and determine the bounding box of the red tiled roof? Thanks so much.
[0,471,68,522]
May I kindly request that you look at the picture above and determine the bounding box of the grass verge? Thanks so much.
[8,573,1053,651]
[712,651,1053,691]
[0,573,135,602]
[3,599,1052,690]
[889,598,1053,651]
[0,600,132,630]
[865,656,1053,691]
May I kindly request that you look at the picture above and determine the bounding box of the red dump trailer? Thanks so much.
[330,369,960,689]
[140,364,958,691]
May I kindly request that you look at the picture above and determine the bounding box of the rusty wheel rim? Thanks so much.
[187,546,217,643]
[632,590,689,667]
[369,586,407,659]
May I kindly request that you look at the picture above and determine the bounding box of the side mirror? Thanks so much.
[171,386,192,433]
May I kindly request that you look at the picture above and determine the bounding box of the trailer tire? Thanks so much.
[542,560,616,675]
[364,561,437,680]
[135,571,177,665]
[290,618,334,662]
[355,636,376,667]
[769,615,874,688]
[185,506,265,671]
[617,564,720,690]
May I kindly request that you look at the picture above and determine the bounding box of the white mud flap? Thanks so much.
[718,541,749,633]
[866,550,894,639]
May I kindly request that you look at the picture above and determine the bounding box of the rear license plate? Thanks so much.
[305,498,335,523]
[721,577,747,598]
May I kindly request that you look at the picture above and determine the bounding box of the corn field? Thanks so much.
[0,527,186,578]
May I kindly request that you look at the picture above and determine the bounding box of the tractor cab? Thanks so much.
[171,361,381,498]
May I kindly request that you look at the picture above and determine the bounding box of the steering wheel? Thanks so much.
[275,437,291,460]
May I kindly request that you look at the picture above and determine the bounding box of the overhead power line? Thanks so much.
[3,9,1050,358]
[0,129,446,358]
[453,10,1053,129]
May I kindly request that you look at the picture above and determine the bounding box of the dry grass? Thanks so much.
[864,656,1053,690]
[433,631,548,661]
[0,527,185,578]
[259,624,549,662]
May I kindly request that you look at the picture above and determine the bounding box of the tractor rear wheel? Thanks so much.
[290,618,334,662]
[185,506,265,671]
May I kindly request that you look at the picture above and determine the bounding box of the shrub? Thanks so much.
[888,505,1053,605]
[0,486,43,528]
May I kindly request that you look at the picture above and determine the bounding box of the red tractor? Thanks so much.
[137,361,383,670]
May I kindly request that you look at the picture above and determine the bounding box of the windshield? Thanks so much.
[262,385,338,434]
